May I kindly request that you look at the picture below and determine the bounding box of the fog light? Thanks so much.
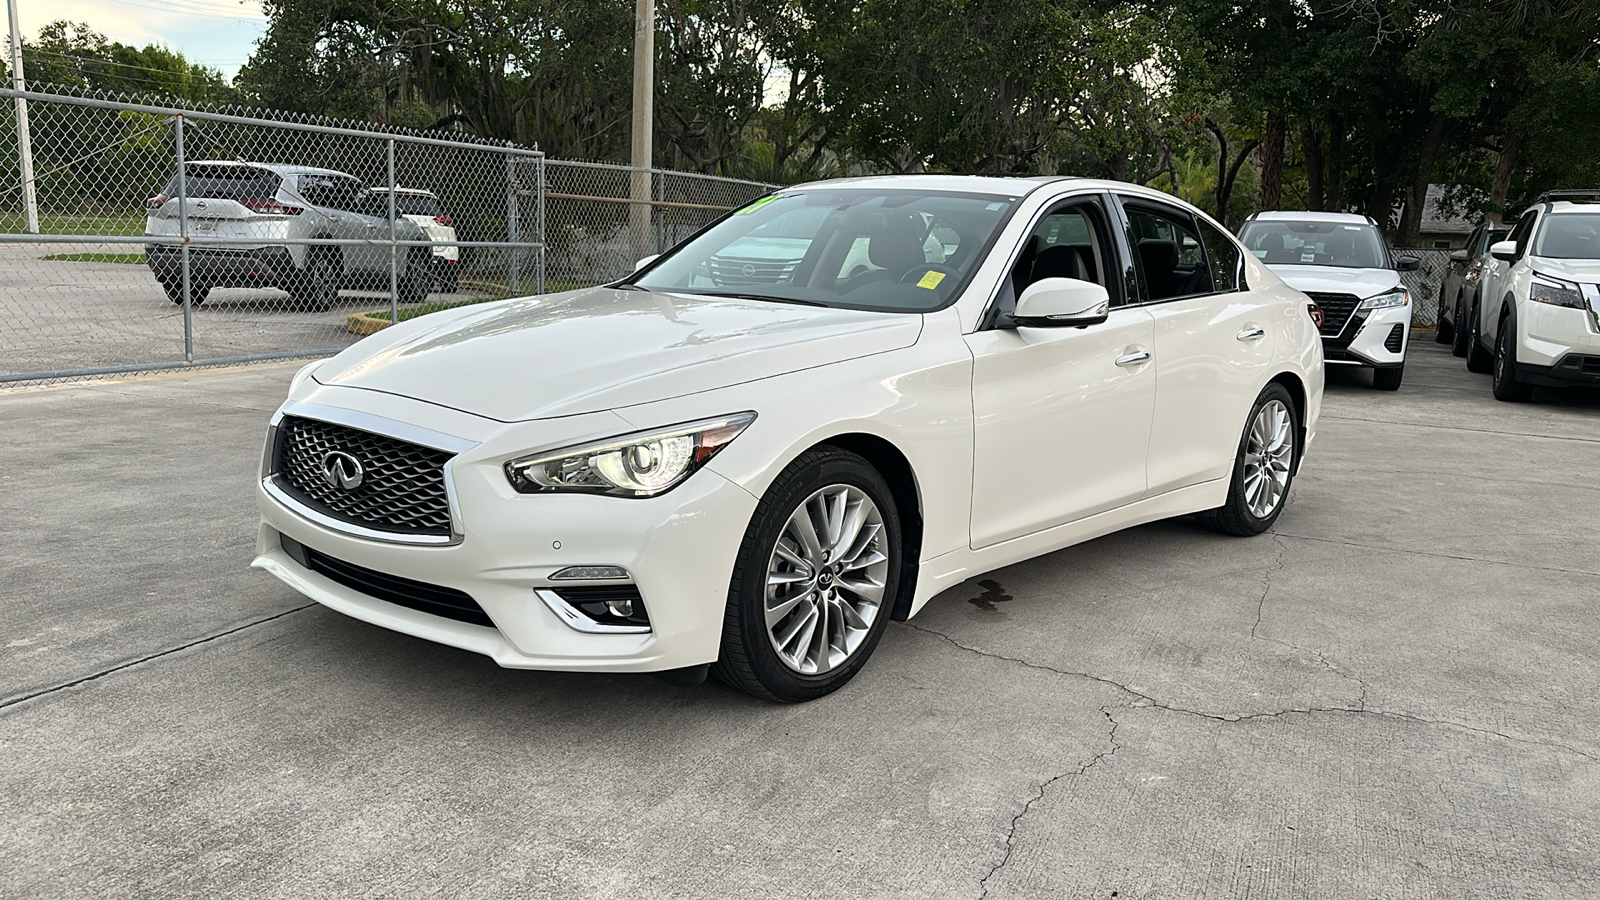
[550,565,629,581]
[605,598,635,618]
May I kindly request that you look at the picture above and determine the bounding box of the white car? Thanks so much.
[370,186,460,292]
[144,162,432,310]
[1238,211,1421,390]
[1463,191,1600,401]
[253,176,1324,702]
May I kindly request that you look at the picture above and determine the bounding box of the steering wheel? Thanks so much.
[898,263,962,290]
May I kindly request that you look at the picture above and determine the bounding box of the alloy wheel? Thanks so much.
[1242,399,1294,519]
[763,484,889,675]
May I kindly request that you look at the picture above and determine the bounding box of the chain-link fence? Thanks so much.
[0,87,775,386]
[1396,248,1451,328]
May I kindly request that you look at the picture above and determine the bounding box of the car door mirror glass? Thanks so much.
[1489,240,1518,262]
[1013,277,1110,328]
[1396,255,1422,271]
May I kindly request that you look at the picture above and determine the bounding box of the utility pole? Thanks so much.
[6,0,37,234]
[628,0,653,266]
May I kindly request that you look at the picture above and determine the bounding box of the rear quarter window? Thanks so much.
[163,165,282,202]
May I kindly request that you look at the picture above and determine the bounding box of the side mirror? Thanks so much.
[634,254,660,272]
[1013,277,1110,328]
[1396,255,1422,271]
[1449,249,1470,263]
[1489,240,1518,262]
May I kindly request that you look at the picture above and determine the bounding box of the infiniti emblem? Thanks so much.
[320,450,365,490]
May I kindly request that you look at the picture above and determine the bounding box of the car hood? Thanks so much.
[312,286,923,421]
[1529,257,1600,284]
[1263,265,1401,299]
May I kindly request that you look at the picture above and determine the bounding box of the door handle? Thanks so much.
[1237,326,1266,341]
[1114,350,1152,368]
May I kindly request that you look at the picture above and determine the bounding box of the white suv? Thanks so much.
[1465,191,1600,401]
[1238,211,1422,390]
[370,186,460,292]
[144,161,432,310]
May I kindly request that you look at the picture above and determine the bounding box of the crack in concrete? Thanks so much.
[1247,529,1369,711]
[977,705,1121,900]
[899,621,1599,764]
[0,604,315,713]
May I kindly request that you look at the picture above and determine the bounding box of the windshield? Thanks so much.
[633,189,1019,312]
[1534,213,1600,259]
[1238,220,1391,269]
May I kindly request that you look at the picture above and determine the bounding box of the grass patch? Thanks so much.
[42,252,147,264]
[0,213,147,237]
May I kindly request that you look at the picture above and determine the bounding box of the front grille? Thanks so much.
[1384,323,1405,353]
[276,416,454,536]
[1304,292,1361,336]
[282,535,492,627]
[707,254,800,286]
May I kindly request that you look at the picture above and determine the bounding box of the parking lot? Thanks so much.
[2,340,1597,897]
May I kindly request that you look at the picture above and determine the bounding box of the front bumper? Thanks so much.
[1322,302,1409,368]
[253,400,759,673]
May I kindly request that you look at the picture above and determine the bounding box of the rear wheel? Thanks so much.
[1492,314,1535,402]
[160,279,209,306]
[1198,383,1298,536]
[293,248,339,312]
[1373,365,1404,391]
[712,448,900,703]
[1465,303,1494,374]
[1451,296,1470,357]
[1434,289,1453,344]
[398,249,430,305]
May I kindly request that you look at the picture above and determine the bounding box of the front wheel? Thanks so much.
[712,448,901,703]
[1434,290,1453,344]
[1198,383,1299,536]
[1373,365,1404,391]
[1451,296,1470,357]
[1492,315,1535,402]
[1466,304,1494,374]
[160,279,209,306]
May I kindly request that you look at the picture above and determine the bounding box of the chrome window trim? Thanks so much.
[534,589,652,635]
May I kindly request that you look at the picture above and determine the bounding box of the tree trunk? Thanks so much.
[1326,118,1346,210]
[1397,112,1451,247]
[1369,146,1400,234]
[1489,127,1527,226]
[1260,112,1286,211]
[1303,127,1324,211]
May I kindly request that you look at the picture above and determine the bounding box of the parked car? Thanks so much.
[1437,221,1512,356]
[370,186,459,292]
[1238,211,1421,390]
[144,161,432,310]
[253,176,1324,702]
[1462,190,1600,401]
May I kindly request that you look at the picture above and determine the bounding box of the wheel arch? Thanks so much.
[1266,370,1308,474]
[810,432,923,622]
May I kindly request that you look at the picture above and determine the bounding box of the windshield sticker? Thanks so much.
[1251,250,1268,259]
[1301,251,1317,262]
[916,270,947,289]
[735,195,783,215]
[985,202,1005,211]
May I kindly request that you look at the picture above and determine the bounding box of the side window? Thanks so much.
[987,199,1115,327]
[1197,218,1243,293]
[1509,212,1537,258]
[298,176,332,208]
[1122,202,1215,302]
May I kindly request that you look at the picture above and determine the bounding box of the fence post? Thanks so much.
[654,169,663,254]
[387,136,398,324]
[506,147,520,296]
[174,113,193,363]
[536,153,546,295]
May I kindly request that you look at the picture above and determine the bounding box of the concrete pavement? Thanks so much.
[2,342,1597,898]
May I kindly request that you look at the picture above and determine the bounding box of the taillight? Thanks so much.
[144,194,169,211]
[242,198,303,215]
[1307,303,1325,331]
[434,214,453,225]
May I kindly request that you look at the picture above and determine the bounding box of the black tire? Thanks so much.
[160,279,209,306]
[1373,365,1404,391]
[1434,289,1453,344]
[398,249,430,305]
[1451,296,1470,357]
[436,260,459,293]
[1492,313,1535,402]
[711,447,902,703]
[293,248,339,312]
[1465,303,1494,373]
[1198,383,1299,537]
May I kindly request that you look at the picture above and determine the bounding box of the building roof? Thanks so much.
[1419,184,1475,235]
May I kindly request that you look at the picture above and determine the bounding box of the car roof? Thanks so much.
[1246,210,1376,226]
[370,186,438,197]
[185,160,356,179]
[784,175,1210,209]
[1547,200,1600,215]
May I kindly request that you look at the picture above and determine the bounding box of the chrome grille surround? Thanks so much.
[275,415,455,538]
[1304,291,1361,337]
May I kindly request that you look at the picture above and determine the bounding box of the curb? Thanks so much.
[346,312,391,335]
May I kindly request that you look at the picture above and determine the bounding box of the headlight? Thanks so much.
[1358,288,1409,311]
[504,412,756,497]
[1530,274,1586,310]
[288,360,322,393]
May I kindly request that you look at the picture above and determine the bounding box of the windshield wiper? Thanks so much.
[683,290,828,307]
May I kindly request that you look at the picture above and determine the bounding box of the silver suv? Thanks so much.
[144,162,432,310]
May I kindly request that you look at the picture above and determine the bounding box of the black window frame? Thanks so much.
[978,190,1125,330]
[1113,195,1228,306]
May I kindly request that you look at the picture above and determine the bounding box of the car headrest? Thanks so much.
[867,211,927,272]
[1325,229,1355,258]
[1031,245,1085,283]
[1138,239,1179,273]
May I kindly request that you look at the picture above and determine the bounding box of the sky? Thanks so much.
[8,0,269,81]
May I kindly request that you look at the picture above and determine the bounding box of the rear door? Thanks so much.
[1116,196,1274,495]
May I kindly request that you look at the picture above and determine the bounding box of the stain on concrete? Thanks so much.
[968,578,1013,611]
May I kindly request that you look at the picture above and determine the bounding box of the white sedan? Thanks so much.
[254,176,1323,702]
